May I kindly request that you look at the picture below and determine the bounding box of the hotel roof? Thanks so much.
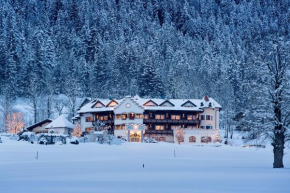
[77,95,221,114]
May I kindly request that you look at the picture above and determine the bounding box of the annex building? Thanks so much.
[74,95,221,143]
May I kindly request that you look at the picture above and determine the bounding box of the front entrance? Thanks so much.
[130,132,141,142]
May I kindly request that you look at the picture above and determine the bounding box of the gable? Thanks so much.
[114,97,144,114]
[181,101,196,107]
[106,100,118,107]
[92,101,105,108]
[159,100,175,107]
[143,100,158,107]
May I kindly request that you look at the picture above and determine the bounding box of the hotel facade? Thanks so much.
[74,95,222,143]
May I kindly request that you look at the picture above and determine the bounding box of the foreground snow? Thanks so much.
[0,138,289,193]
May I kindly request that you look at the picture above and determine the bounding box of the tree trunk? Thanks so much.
[273,133,284,168]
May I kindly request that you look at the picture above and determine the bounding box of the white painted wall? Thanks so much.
[80,113,94,132]
[114,97,144,125]
[114,130,126,138]
[200,108,220,129]
[176,129,219,144]
[47,127,71,135]
[32,122,50,133]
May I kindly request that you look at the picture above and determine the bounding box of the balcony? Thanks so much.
[143,119,200,124]
[94,120,114,124]
[145,130,174,135]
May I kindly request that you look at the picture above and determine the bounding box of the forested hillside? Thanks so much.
[0,0,290,126]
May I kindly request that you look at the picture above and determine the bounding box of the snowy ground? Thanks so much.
[0,137,290,193]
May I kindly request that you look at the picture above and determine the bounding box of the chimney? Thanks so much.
[204,95,209,102]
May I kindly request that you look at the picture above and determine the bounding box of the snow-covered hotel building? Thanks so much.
[74,95,221,143]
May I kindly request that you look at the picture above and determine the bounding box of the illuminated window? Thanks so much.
[155,115,165,119]
[115,125,121,130]
[187,115,196,120]
[189,136,196,143]
[85,117,93,122]
[144,101,157,106]
[171,115,180,120]
[121,125,125,130]
[155,125,164,130]
[107,101,118,107]
[115,114,121,119]
[85,127,93,132]
[122,114,127,120]
[136,114,143,119]
[144,114,149,119]
[159,137,166,142]
[99,116,108,121]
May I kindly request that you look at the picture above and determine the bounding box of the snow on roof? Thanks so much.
[77,95,221,114]
[45,115,75,130]
[26,119,53,131]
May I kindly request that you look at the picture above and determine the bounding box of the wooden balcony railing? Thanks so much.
[143,119,200,124]
[145,130,174,135]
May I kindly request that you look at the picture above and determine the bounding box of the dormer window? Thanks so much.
[209,102,212,107]
[106,100,118,107]
[159,100,175,107]
[200,102,204,107]
[181,101,196,108]
[93,101,105,108]
[144,100,158,107]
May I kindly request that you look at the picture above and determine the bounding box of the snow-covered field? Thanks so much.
[0,137,289,193]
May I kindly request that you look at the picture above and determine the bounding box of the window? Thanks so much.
[201,115,205,120]
[171,115,180,120]
[85,127,93,132]
[99,116,108,121]
[121,125,125,130]
[159,137,166,142]
[155,125,164,130]
[187,115,196,120]
[171,125,179,130]
[136,114,143,119]
[200,126,205,129]
[206,115,212,120]
[115,125,121,130]
[206,125,213,129]
[187,126,194,129]
[107,101,118,107]
[144,101,157,106]
[155,115,165,119]
[145,125,149,130]
[201,136,212,143]
[122,114,127,120]
[86,117,93,122]
[115,114,121,119]
[160,101,174,107]
[129,113,135,120]
[94,102,104,108]
[144,114,149,119]
[189,136,196,143]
